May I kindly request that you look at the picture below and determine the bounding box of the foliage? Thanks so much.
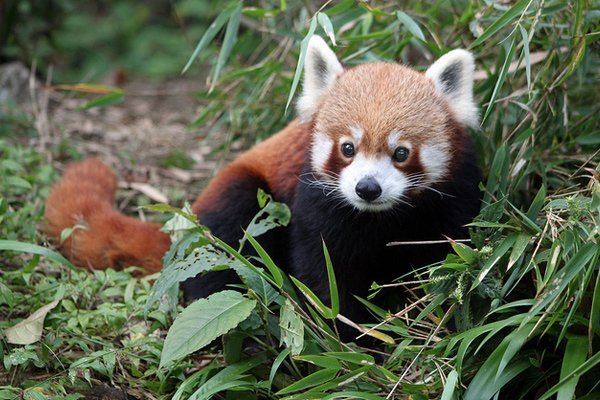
[1,0,599,399]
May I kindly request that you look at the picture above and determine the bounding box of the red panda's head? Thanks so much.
[298,36,478,212]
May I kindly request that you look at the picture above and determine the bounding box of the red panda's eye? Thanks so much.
[393,146,410,162]
[341,142,355,158]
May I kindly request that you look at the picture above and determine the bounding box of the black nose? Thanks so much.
[355,177,382,201]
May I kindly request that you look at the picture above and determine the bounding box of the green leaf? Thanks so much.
[322,240,339,317]
[324,352,375,365]
[79,91,124,110]
[145,244,235,314]
[244,232,283,288]
[269,348,290,387]
[294,355,341,370]
[591,271,600,336]
[507,233,530,270]
[317,12,336,45]
[440,369,459,400]
[5,176,31,189]
[182,2,239,74]
[290,276,332,319]
[482,35,517,123]
[285,17,318,113]
[0,240,75,270]
[189,354,266,400]
[464,324,532,400]
[518,24,531,92]
[323,393,386,400]
[538,351,600,400]
[279,299,304,356]
[472,234,517,289]
[451,241,478,265]
[277,369,338,395]
[160,291,256,367]
[395,11,425,41]
[210,1,242,90]
[470,0,530,48]
[557,335,588,400]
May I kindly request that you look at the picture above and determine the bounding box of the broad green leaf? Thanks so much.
[277,369,338,395]
[160,290,256,367]
[279,299,304,356]
[322,240,339,317]
[470,0,530,48]
[395,11,425,40]
[145,244,236,314]
[210,1,242,90]
[0,240,75,270]
[5,300,59,345]
[285,17,318,113]
[5,176,31,189]
[243,196,291,243]
[557,335,588,400]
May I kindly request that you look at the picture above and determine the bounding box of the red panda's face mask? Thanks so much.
[297,36,478,212]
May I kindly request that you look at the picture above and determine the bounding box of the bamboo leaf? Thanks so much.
[244,232,283,288]
[440,369,459,400]
[317,12,336,45]
[556,335,588,400]
[182,2,239,74]
[210,1,242,91]
[395,11,425,41]
[290,276,332,319]
[285,17,318,113]
[322,240,339,317]
[277,369,338,395]
[0,240,75,270]
[470,0,530,48]
[518,24,531,92]
[482,35,517,124]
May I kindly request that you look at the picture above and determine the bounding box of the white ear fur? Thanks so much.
[426,49,479,128]
[296,35,344,122]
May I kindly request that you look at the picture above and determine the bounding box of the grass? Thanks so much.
[1,0,599,399]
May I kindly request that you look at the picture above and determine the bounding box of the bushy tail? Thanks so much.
[43,159,171,274]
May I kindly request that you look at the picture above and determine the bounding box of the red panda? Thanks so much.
[44,36,481,326]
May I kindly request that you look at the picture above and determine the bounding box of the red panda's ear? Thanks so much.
[426,50,479,129]
[297,35,343,122]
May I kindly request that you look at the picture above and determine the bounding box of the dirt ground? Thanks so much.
[2,61,244,212]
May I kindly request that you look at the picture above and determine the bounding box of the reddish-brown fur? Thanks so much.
[44,159,171,273]
[44,121,311,274]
